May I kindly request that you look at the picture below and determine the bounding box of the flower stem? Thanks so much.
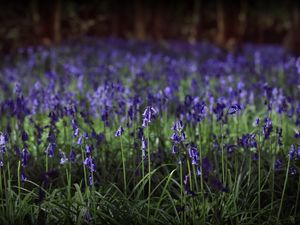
[277,156,291,223]
[120,136,127,196]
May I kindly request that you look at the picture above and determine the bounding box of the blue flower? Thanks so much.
[45,143,55,158]
[69,149,76,162]
[59,150,68,165]
[172,120,184,132]
[21,171,27,182]
[227,104,242,115]
[21,148,30,166]
[84,156,96,172]
[289,144,300,160]
[85,144,93,154]
[188,145,199,165]
[263,117,273,139]
[142,106,157,127]
[115,126,124,137]
[77,135,83,145]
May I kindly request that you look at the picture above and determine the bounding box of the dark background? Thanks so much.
[0,0,299,54]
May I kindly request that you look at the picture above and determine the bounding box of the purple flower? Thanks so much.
[115,126,124,137]
[22,131,29,142]
[85,144,93,154]
[21,148,30,166]
[77,135,83,145]
[84,156,96,172]
[84,132,89,139]
[188,145,199,165]
[263,117,273,140]
[171,132,182,143]
[0,133,7,146]
[45,143,55,158]
[289,166,297,175]
[142,106,157,127]
[172,145,178,154]
[89,175,93,186]
[0,133,7,153]
[172,120,184,132]
[289,144,300,160]
[238,134,257,149]
[255,118,260,126]
[73,128,79,137]
[227,104,242,115]
[59,150,68,165]
[21,171,27,182]
[69,149,76,162]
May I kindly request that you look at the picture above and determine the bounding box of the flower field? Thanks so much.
[0,38,299,224]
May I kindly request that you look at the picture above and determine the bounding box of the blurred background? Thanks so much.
[0,0,299,54]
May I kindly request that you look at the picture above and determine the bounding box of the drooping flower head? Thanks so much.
[142,106,157,127]
[115,126,124,137]
[289,144,300,160]
[59,149,68,165]
[84,155,96,172]
[188,144,199,165]
[69,149,76,162]
[45,143,56,158]
[227,104,242,115]
[21,148,30,166]
[263,117,273,139]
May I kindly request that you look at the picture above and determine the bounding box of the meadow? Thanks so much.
[0,38,299,224]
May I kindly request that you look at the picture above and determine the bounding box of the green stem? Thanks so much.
[81,146,88,191]
[147,126,151,221]
[120,136,127,196]
[17,160,21,197]
[277,156,291,223]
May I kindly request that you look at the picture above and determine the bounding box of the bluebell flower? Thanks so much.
[171,132,182,143]
[21,171,27,182]
[21,148,30,166]
[89,175,93,186]
[22,131,29,142]
[84,155,96,172]
[0,133,7,153]
[255,118,260,126]
[85,144,93,154]
[83,132,89,139]
[73,128,79,137]
[213,102,226,122]
[172,145,178,154]
[115,126,124,137]
[172,120,184,132]
[142,106,157,127]
[59,150,68,165]
[289,144,300,160]
[263,117,273,139]
[188,145,199,165]
[45,143,55,158]
[238,134,257,149]
[69,149,76,162]
[289,166,297,175]
[294,131,300,138]
[77,135,83,145]
[227,104,242,115]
